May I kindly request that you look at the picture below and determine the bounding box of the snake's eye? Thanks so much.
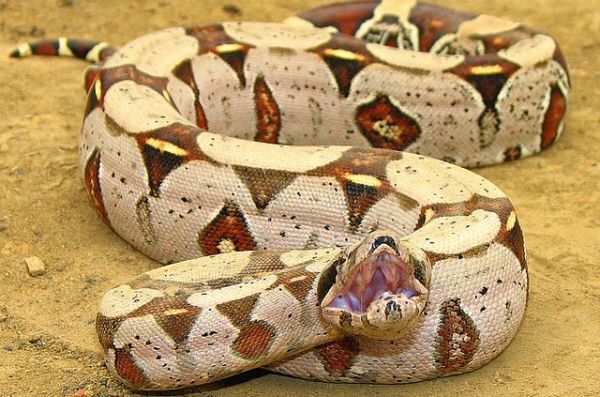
[336,254,346,270]
[411,260,427,287]
[413,260,426,286]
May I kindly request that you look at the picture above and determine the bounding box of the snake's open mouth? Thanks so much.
[324,250,423,313]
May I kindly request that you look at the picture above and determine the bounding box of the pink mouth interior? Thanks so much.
[326,251,419,313]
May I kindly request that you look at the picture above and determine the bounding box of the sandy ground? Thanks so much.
[0,0,598,396]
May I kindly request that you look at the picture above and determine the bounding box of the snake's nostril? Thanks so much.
[371,235,396,252]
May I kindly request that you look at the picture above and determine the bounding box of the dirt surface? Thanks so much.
[0,0,598,396]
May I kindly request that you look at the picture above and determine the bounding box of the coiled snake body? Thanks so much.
[12,0,569,391]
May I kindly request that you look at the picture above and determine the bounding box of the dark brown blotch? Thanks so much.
[96,313,124,353]
[98,64,169,105]
[355,94,421,150]
[243,251,287,275]
[185,24,252,87]
[84,148,112,229]
[135,123,206,197]
[449,56,519,139]
[172,60,209,130]
[295,1,376,36]
[408,3,475,52]
[113,348,154,389]
[270,269,317,302]
[435,298,480,373]
[216,293,259,328]
[253,75,282,143]
[503,145,522,161]
[541,84,567,150]
[131,295,203,345]
[232,320,276,360]
[233,166,297,211]
[30,40,60,56]
[197,201,257,255]
[311,35,374,97]
[417,194,526,269]
[216,45,250,87]
[315,337,360,377]
[308,147,404,231]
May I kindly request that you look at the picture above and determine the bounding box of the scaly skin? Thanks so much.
[10,0,570,391]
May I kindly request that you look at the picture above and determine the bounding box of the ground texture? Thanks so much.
[0,0,598,396]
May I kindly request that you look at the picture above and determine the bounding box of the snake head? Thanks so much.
[320,230,431,340]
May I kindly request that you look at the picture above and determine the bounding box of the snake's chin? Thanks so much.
[324,250,424,313]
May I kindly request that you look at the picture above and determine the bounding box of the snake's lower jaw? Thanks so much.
[363,291,429,340]
[321,284,429,340]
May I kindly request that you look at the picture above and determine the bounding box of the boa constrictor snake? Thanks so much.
[11,0,570,391]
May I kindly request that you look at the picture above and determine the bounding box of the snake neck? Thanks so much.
[96,248,344,390]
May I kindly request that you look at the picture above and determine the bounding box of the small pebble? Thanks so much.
[222,4,242,15]
[25,256,46,276]
[72,387,87,397]
[28,337,44,347]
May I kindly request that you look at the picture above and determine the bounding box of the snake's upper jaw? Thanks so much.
[320,232,431,340]
[323,250,422,311]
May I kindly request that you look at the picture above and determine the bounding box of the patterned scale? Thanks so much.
[9,0,568,391]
